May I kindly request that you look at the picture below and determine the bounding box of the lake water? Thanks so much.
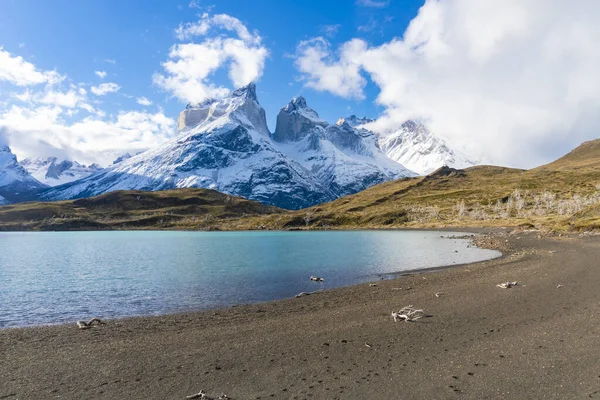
[0,230,500,328]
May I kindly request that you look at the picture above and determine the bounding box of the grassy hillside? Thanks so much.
[246,140,600,232]
[1,140,599,232]
[0,189,284,231]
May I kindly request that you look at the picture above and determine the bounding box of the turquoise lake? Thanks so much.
[0,230,501,328]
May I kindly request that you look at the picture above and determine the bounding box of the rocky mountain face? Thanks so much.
[20,157,102,187]
[336,115,374,127]
[0,145,47,203]
[272,98,414,197]
[378,121,475,175]
[41,84,414,209]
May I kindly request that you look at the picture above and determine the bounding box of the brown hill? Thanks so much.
[0,189,284,231]
[535,139,600,171]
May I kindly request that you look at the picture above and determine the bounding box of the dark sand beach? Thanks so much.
[2,230,600,399]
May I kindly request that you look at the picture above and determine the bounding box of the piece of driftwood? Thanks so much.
[556,284,564,288]
[310,276,324,282]
[295,290,321,298]
[76,318,105,330]
[496,281,518,289]
[435,292,445,297]
[186,390,229,399]
[392,306,425,322]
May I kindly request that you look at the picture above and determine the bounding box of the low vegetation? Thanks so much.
[1,140,600,233]
[0,189,282,231]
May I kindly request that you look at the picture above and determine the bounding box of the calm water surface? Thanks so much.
[0,230,500,328]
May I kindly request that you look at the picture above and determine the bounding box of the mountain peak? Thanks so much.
[274,96,327,142]
[0,145,47,202]
[282,96,311,113]
[185,82,258,111]
[337,115,375,128]
[400,120,419,131]
[379,120,475,175]
[178,82,267,132]
[231,82,258,103]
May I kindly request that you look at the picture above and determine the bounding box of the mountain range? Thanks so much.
[20,157,102,187]
[0,83,472,208]
[2,139,598,232]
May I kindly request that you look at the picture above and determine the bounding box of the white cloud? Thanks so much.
[320,24,341,38]
[103,58,117,64]
[295,37,367,100]
[14,87,92,110]
[95,70,107,79]
[356,0,390,8]
[0,104,175,166]
[90,82,121,96]
[136,96,153,106]
[0,47,63,86]
[0,49,175,165]
[294,0,600,168]
[155,13,268,104]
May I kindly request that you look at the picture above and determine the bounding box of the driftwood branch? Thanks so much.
[186,390,229,399]
[295,290,321,298]
[496,281,518,289]
[392,306,425,323]
[76,318,105,330]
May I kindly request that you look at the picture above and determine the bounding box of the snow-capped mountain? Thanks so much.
[41,84,414,209]
[273,97,414,197]
[20,157,102,187]
[336,115,374,128]
[0,145,47,202]
[111,153,132,165]
[42,84,331,209]
[378,121,475,175]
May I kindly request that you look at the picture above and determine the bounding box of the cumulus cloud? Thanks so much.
[0,47,63,86]
[90,82,121,96]
[0,50,175,165]
[294,0,600,168]
[0,105,175,166]
[136,96,153,106]
[154,13,268,104]
[295,37,367,100]
[95,70,107,79]
[14,87,94,111]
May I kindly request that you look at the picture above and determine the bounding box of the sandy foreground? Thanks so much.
[1,230,600,399]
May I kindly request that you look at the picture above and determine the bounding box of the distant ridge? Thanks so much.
[534,139,600,171]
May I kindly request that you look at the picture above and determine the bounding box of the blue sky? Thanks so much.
[0,0,422,130]
[1,0,599,168]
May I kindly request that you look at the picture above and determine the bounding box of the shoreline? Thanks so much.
[0,228,504,331]
[3,230,600,399]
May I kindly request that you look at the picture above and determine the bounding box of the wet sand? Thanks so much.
[1,230,600,399]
